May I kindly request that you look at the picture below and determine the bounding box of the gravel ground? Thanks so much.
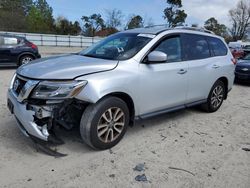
[0,47,249,188]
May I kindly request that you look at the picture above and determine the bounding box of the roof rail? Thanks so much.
[144,24,169,29]
[174,26,215,34]
[142,25,215,35]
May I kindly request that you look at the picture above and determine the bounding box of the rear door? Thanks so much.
[0,36,8,63]
[138,35,188,115]
[0,36,19,64]
[182,33,217,103]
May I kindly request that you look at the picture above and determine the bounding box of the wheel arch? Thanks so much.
[217,77,228,99]
[18,52,35,65]
[100,92,135,126]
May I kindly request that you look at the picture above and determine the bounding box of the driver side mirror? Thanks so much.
[147,51,167,63]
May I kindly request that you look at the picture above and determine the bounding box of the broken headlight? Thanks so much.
[31,80,87,99]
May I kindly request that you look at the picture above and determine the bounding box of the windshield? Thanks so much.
[79,33,153,60]
[242,53,250,61]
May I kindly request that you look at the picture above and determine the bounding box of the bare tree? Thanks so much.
[229,0,250,41]
[144,16,154,27]
[105,9,123,29]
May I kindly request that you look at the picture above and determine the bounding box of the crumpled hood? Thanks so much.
[17,54,118,80]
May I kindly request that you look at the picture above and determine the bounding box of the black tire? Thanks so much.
[202,80,225,113]
[19,55,34,66]
[80,97,130,150]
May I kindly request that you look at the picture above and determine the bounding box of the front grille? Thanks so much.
[13,76,27,95]
[11,75,39,102]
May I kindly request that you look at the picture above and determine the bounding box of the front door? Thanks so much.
[138,35,188,116]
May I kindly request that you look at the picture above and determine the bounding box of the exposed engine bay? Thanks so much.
[28,98,87,156]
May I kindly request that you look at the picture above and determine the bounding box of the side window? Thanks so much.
[154,36,181,63]
[0,36,4,46]
[207,37,228,56]
[182,34,210,60]
[3,37,19,46]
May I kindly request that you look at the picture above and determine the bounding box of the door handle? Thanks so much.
[178,69,187,74]
[212,64,220,69]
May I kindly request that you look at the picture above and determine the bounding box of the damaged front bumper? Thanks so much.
[8,89,51,141]
[7,74,87,156]
[8,88,79,157]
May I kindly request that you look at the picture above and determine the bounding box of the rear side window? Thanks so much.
[154,36,182,63]
[207,37,227,56]
[182,34,210,60]
[0,36,4,46]
[4,37,19,45]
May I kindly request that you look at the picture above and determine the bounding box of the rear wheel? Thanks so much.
[80,97,129,150]
[19,55,34,66]
[202,80,225,112]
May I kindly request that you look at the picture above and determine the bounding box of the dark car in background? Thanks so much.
[0,34,41,67]
[235,53,250,82]
[243,45,250,55]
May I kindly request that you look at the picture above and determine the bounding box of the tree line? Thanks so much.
[0,0,249,41]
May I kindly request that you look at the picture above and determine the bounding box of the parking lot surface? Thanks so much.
[0,48,249,188]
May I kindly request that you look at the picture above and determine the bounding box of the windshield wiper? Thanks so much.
[81,54,117,60]
[81,54,97,58]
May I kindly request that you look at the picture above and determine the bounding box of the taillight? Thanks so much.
[231,58,237,65]
[26,42,37,49]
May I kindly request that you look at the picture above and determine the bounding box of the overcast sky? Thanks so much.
[47,0,240,27]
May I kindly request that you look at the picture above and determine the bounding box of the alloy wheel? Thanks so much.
[21,57,33,65]
[211,85,224,109]
[97,107,125,143]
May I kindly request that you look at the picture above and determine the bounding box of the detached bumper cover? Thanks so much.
[7,89,48,141]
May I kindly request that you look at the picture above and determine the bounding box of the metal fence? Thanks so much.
[0,31,102,47]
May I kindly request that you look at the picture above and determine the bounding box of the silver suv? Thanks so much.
[7,27,235,150]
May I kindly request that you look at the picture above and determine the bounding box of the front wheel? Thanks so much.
[80,97,129,150]
[202,80,225,112]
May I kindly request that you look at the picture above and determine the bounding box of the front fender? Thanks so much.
[75,80,136,104]
[75,67,140,115]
